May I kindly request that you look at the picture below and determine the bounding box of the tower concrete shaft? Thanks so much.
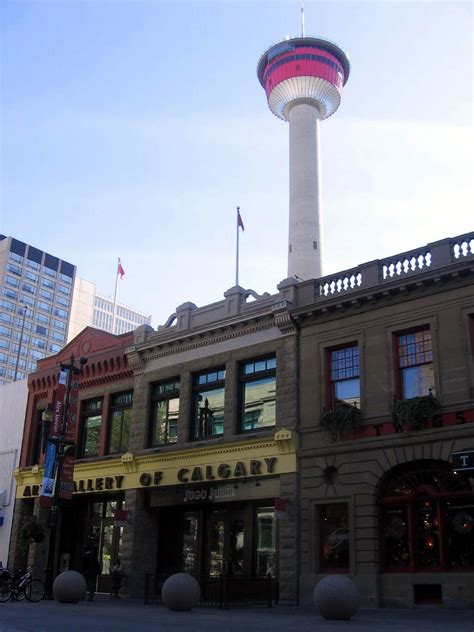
[288,102,322,280]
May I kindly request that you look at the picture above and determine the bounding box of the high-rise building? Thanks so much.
[68,278,151,341]
[0,235,75,385]
[0,236,152,381]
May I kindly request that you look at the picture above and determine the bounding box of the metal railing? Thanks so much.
[144,573,277,608]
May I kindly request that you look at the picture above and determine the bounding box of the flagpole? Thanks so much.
[235,206,240,287]
[112,258,120,334]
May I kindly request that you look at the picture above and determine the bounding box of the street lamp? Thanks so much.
[13,303,28,382]
[43,354,87,600]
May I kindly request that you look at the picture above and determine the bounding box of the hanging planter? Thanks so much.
[391,393,440,432]
[17,516,45,555]
[320,405,363,441]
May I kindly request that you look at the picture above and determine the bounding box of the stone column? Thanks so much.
[278,472,299,605]
[122,488,159,598]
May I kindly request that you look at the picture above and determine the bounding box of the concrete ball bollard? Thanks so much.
[161,573,201,611]
[313,575,360,620]
[53,570,87,603]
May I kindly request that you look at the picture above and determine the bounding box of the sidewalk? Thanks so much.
[0,595,472,632]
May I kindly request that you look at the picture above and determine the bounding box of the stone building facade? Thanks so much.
[9,233,474,608]
[11,286,300,603]
[9,327,134,589]
[290,233,474,607]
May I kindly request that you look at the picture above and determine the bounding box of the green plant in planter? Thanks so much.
[320,404,363,441]
[391,393,440,432]
[17,516,45,555]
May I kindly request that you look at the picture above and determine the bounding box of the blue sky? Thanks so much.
[1,1,472,327]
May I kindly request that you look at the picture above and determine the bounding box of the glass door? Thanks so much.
[207,510,246,577]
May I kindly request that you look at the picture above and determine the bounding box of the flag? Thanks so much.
[118,259,125,279]
[237,208,245,231]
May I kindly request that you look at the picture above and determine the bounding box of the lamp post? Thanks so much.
[13,303,28,382]
[43,354,87,600]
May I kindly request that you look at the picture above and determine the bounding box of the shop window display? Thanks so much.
[380,460,473,571]
[319,503,350,571]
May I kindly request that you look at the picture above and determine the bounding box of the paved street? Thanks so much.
[0,596,473,632]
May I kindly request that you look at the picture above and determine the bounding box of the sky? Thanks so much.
[1,0,472,328]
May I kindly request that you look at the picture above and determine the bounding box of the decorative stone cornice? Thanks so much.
[139,318,276,363]
[79,369,133,389]
[121,451,138,473]
[275,428,299,453]
[31,465,43,484]
[125,347,145,375]
[272,301,297,336]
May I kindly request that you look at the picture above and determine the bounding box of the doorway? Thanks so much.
[208,509,246,576]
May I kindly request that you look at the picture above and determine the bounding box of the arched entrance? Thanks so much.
[378,460,474,572]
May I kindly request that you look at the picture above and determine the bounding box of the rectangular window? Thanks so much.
[192,368,225,439]
[319,503,350,572]
[24,270,38,283]
[5,275,19,288]
[20,294,35,306]
[40,289,53,301]
[240,356,276,431]
[36,313,50,325]
[43,266,57,278]
[149,379,180,446]
[56,296,70,307]
[32,337,46,349]
[38,300,52,313]
[256,507,277,576]
[42,277,55,289]
[81,399,102,457]
[59,273,72,285]
[53,319,66,330]
[0,299,15,312]
[27,259,40,270]
[6,263,21,276]
[58,284,71,296]
[22,283,36,295]
[8,251,23,264]
[397,328,434,398]
[469,314,474,357]
[51,331,65,343]
[2,287,17,300]
[108,391,133,454]
[328,345,360,409]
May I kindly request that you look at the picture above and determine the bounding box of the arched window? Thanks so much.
[378,460,473,572]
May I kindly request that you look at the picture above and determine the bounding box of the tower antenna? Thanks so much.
[301,1,305,37]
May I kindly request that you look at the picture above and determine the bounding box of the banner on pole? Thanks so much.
[50,370,68,438]
[59,453,75,500]
[65,378,79,444]
[39,442,57,508]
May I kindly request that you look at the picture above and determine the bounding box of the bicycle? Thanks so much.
[0,567,45,602]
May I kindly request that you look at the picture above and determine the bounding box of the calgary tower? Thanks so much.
[257,20,350,281]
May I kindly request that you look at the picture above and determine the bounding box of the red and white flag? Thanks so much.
[117,259,125,279]
[237,208,245,231]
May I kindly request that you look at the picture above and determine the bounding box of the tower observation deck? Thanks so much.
[257,36,350,281]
